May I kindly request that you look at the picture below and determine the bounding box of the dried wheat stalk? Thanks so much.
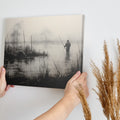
[76,85,91,120]
[91,40,120,120]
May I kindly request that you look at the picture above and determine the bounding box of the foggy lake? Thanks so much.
[6,42,81,79]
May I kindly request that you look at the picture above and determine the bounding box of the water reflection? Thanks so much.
[65,52,70,62]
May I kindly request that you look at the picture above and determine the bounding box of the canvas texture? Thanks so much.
[3,15,84,88]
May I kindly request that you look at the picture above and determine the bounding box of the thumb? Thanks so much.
[69,71,81,82]
[0,67,6,80]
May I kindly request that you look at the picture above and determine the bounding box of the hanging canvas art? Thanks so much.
[3,15,84,88]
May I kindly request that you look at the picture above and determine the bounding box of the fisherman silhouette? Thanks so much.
[64,40,71,61]
[64,40,71,53]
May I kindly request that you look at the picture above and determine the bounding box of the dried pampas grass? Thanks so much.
[91,40,120,120]
[76,85,91,120]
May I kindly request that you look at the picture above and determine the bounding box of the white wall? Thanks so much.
[0,0,120,120]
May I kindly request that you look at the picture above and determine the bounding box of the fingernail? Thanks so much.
[2,68,5,72]
[11,85,14,87]
[76,71,80,75]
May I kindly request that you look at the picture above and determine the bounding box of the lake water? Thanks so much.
[6,42,82,78]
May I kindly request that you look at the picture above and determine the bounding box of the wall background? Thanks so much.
[0,0,120,119]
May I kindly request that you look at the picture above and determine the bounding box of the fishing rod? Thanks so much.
[59,35,65,48]
[43,33,61,76]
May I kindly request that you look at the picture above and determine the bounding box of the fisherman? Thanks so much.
[64,40,71,53]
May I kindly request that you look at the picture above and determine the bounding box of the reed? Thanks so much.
[91,40,120,120]
[76,85,91,120]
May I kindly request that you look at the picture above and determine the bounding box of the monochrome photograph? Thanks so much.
[3,15,84,88]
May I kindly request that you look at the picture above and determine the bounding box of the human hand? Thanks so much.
[35,71,89,120]
[64,71,89,107]
[0,67,14,97]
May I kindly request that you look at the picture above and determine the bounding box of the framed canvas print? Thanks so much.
[3,15,84,88]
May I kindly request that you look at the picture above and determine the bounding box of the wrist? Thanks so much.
[57,96,76,116]
[62,94,80,109]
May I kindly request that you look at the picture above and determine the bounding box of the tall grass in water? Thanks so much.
[91,40,120,120]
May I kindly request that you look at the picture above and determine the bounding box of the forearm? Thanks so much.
[34,71,89,120]
[35,96,77,120]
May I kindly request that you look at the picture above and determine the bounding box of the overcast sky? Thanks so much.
[4,15,83,43]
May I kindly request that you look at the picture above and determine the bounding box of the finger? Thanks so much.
[10,85,14,87]
[0,67,6,80]
[5,85,10,91]
[0,91,6,97]
[0,66,2,76]
[77,72,87,82]
[69,71,81,82]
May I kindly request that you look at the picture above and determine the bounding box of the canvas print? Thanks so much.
[3,15,84,88]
